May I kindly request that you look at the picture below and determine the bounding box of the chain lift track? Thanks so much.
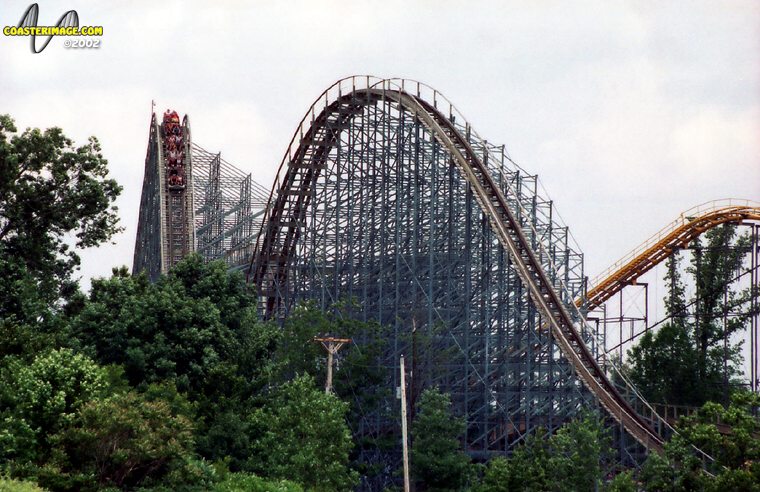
[134,115,268,278]
[133,111,195,280]
[249,77,684,454]
[583,200,760,310]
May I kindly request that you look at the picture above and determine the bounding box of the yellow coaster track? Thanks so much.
[583,199,760,310]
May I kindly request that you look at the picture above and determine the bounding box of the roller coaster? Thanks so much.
[134,112,267,280]
[584,200,760,310]
[135,76,759,485]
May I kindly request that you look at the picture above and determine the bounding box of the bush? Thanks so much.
[0,349,107,463]
[248,375,358,491]
[43,391,196,491]
[214,472,303,492]
[0,476,46,491]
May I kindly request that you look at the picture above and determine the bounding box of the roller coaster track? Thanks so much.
[250,77,672,454]
[583,200,760,310]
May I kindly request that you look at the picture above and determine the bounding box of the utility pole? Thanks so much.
[400,355,411,492]
[410,318,417,421]
[314,336,351,393]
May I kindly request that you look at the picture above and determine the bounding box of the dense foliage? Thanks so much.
[0,115,121,307]
[249,375,359,491]
[0,257,361,491]
[474,414,612,492]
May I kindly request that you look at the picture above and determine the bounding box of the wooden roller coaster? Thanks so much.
[252,81,665,453]
[250,77,758,461]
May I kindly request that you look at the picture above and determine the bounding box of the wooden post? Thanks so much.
[401,355,411,492]
[326,348,334,394]
[314,337,351,393]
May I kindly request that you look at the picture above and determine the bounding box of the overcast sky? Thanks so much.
[2,0,759,293]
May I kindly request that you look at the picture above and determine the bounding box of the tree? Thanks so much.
[677,391,760,484]
[213,473,304,492]
[0,247,71,363]
[0,254,47,326]
[248,374,358,491]
[639,434,712,491]
[606,470,636,492]
[475,456,510,492]
[0,349,108,464]
[67,257,281,469]
[274,302,334,384]
[411,388,471,491]
[633,391,760,491]
[545,413,609,491]
[688,226,753,401]
[0,114,121,305]
[474,414,611,492]
[168,254,257,330]
[43,391,198,491]
[70,259,273,397]
[627,226,752,406]
[72,268,227,392]
[627,322,701,405]
[0,476,45,492]
[494,429,551,492]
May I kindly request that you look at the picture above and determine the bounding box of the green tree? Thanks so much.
[474,414,611,492]
[0,476,45,492]
[626,253,703,406]
[70,264,232,394]
[676,391,760,486]
[42,391,198,491]
[606,470,636,492]
[0,247,72,363]
[67,258,281,469]
[497,429,552,492]
[0,114,121,305]
[639,434,712,491]
[635,392,760,491]
[213,473,304,492]
[546,413,610,491]
[275,301,354,385]
[248,374,358,491]
[688,226,753,401]
[411,388,471,491]
[0,254,47,327]
[627,322,701,405]
[70,259,273,397]
[627,226,752,406]
[475,456,510,492]
[0,348,108,464]
[266,301,398,484]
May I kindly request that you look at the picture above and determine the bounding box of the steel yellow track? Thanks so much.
[582,200,760,310]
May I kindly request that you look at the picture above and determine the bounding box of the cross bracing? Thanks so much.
[191,143,269,270]
[248,78,668,482]
[133,114,269,279]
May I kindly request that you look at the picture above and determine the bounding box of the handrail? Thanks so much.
[584,200,760,309]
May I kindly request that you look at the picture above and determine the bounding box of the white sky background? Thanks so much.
[1,0,759,293]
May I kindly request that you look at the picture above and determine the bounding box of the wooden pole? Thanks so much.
[400,355,411,492]
[313,337,351,394]
[326,348,334,394]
